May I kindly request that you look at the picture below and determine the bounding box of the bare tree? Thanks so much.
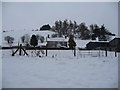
[36,34,45,43]
[21,36,25,43]
[4,36,14,45]
[21,34,30,46]
[4,36,14,53]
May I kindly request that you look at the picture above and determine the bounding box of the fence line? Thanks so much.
[1,46,118,57]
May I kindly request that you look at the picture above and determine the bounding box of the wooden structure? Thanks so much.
[12,44,28,56]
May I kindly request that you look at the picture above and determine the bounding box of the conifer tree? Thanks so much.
[30,34,38,47]
[68,35,76,49]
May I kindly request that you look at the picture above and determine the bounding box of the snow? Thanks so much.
[2,49,118,88]
[2,30,95,48]
[47,37,68,42]
[2,30,55,47]
[38,42,47,46]
[2,30,118,88]
[2,30,103,48]
[75,39,95,48]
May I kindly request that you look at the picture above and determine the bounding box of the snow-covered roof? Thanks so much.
[38,42,47,46]
[91,41,109,43]
[47,38,68,42]
[75,39,93,48]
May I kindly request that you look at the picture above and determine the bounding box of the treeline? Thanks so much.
[40,19,115,41]
[52,19,115,41]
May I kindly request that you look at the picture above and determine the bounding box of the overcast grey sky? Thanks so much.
[2,2,118,35]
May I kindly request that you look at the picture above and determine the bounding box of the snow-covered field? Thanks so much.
[2,49,118,88]
[2,30,118,88]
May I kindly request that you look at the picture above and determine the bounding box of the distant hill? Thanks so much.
[2,30,55,47]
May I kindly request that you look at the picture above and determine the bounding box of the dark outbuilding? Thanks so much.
[86,41,109,50]
[109,38,120,51]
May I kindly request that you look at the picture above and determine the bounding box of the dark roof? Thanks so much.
[109,38,120,43]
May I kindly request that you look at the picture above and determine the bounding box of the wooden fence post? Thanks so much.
[19,44,22,56]
[74,47,76,56]
[105,47,107,57]
[115,48,117,57]
[46,46,47,56]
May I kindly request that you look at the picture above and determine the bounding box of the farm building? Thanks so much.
[47,38,68,48]
[109,38,120,51]
[86,41,109,50]
[86,38,120,51]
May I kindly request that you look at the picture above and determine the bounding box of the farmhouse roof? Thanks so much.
[47,38,68,42]
[38,42,47,46]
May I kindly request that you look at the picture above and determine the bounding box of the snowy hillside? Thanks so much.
[2,30,97,48]
[2,49,118,88]
[2,30,55,47]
